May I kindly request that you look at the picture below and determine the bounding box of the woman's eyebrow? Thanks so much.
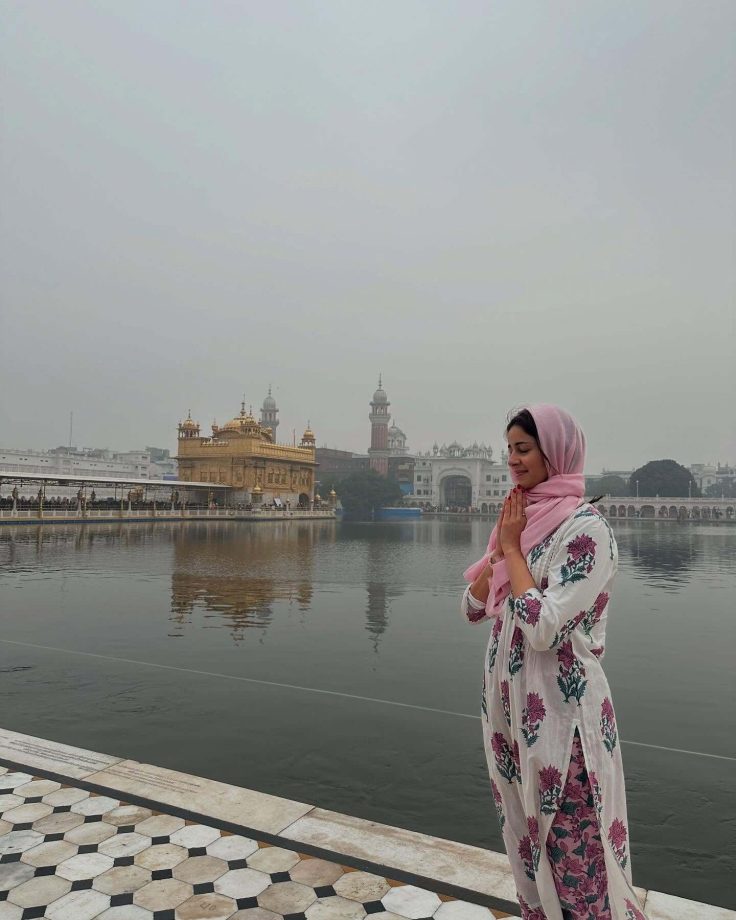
[508,439,531,447]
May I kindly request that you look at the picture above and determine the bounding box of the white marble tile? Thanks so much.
[31,810,84,835]
[0,904,22,920]
[3,802,53,824]
[0,772,33,791]
[0,860,35,891]
[259,880,318,914]
[12,779,61,797]
[135,841,189,870]
[333,870,390,902]
[176,892,239,919]
[645,890,736,920]
[170,823,222,849]
[102,804,153,826]
[289,857,345,888]
[246,845,301,874]
[230,909,280,920]
[0,794,23,812]
[43,787,90,807]
[206,834,259,862]
[57,850,115,881]
[284,807,518,903]
[135,813,186,837]
[64,819,117,845]
[0,819,9,836]
[0,828,44,855]
[305,895,368,920]
[87,759,313,835]
[213,867,271,899]
[70,794,120,816]
[7,873,71,908]
[0,728,122,779]
[93,864,152,895]
[382,884,442,919]
[97,907,152,920]
[45,888,112,920]
[172,855,229,884]
[98,830,151,858]
[20,838,78,867]
[134,877,194,911]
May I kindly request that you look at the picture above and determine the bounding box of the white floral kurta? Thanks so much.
[462,503,648,920]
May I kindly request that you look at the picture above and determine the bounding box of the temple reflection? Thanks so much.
[363,532,405,652]
[169,521,324,642]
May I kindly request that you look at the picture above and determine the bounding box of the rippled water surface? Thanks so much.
[1,518,734,908]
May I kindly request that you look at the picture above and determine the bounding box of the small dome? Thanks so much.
[372,374,389,404]
[302,426,316,442]
[262,386,277,410]
[180,410,198,429]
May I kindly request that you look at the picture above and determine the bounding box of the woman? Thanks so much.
[462,405,647,920]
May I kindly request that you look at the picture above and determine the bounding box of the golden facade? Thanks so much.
[176,404,316,505]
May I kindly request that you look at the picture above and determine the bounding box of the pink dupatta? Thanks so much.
[463,404,586,617]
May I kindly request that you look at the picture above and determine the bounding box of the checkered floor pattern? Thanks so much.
[0,765,511,920]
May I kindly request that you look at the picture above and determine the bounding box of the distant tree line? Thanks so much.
[317,469,403,516]
[588,459,701,499]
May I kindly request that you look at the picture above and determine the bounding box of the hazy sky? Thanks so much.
[2,1,734,473]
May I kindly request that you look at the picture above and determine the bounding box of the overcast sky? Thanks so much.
[2,1,734,473]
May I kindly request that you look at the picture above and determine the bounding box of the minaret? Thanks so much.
[260,385,279,437]
[368,374,390,476]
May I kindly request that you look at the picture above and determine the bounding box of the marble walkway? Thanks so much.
[0,729,732,920]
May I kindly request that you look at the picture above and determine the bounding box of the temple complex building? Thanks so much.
[176,400,316,507]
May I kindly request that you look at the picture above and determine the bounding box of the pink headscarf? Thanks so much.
[463,404,586,617]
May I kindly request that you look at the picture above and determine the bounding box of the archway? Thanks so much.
[440,475,472,509]
[640,505,655,518]
[481,502,488,514]
[609,505,617,517]
[298,493,310,508]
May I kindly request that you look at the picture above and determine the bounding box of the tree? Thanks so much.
[628,460,700,498]
[335,470,403,516]
[587,475,630,497]
[705,479,736,498]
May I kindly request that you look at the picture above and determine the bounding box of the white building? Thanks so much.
[0,446,177,499]
[408,441,510,511]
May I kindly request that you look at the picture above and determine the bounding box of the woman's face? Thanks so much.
[506,424,548,490]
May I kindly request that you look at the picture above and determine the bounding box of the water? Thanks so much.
[1,518,734,909]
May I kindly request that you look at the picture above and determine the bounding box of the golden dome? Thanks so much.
[180,410,198,429]
[252,484,262,493]
[222,402,260,433]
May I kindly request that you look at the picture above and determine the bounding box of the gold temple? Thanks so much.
[176,403,317,506]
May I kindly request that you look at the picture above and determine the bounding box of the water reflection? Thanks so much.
[613,522,735,589]
[170,521,326,642]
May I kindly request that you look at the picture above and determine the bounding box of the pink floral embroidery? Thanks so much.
[625,899,647,920]
[556,640,587,705]
[518,815,541,879]
[492,732,520,784]
[490,778,505,830]
[560,533,597,585]
[515,593,542,626]
[547,733,609,916]
[539,764,563,814]
[518,894,548,920]
[487,614,504,674]
[600,696,618,755]
[521,691,546,747]
[509,626,525,677]
[501,680,511,727]
[568,533,596,560]
[608,817,629,869]
[467,605,486,623]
